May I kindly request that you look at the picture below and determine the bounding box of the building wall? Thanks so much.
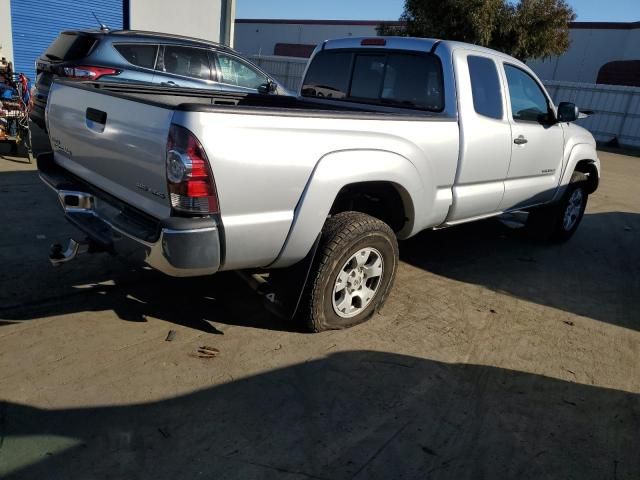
[234,20,378,56]
[528,25,640,83]
[236,19,640,86]
[130,0,235,45]
[0,0,14,63]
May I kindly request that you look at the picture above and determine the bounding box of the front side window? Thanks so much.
[302,51,444,111]
[467,55,503,119]
[114,44,158,69]
[504,64,550,122]
[162,46,211,80]
[215,53,268,89]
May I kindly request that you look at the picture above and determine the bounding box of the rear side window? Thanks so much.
[302,50,444,111]
[162,46,211,80]
[467,55,503,119]
[44,33,96,61]
[114,44,158,69]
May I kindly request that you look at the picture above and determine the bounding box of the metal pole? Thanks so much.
[219,0,236,47]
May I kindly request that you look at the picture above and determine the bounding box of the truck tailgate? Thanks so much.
[46,81,173,219]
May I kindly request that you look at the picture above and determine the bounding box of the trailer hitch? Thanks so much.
[49,238,105,266]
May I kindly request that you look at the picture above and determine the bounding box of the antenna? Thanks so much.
[92,12,110,32]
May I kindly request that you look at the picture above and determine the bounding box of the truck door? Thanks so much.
[499,63,564,210]
[447,51,511,222]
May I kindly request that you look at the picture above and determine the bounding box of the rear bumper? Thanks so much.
[37,153,221,277]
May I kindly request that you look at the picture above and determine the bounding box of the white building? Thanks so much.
[235,19,640,86]
[234,19,383,58]
[528,22,640,85]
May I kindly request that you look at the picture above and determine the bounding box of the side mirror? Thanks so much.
[258,80,277,94]
[557,102,579,123]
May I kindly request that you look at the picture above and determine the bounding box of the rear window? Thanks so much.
[302,50,444,112]
[44,33,96,61]
[114,44,158,69]
[300,51,351,99]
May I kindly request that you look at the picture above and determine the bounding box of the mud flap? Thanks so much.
[261,235,321,320]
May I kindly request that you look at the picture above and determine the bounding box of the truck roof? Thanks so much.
[322,36,527,69]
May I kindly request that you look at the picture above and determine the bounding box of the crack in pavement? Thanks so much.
[351,421,411,479]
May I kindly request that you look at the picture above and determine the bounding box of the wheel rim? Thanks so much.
[563,188,584,231]
[332,247,384,319]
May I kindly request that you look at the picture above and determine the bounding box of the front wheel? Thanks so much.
[526,172,588,242]
[299,211,399,332]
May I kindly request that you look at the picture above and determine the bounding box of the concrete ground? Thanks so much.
[0,129,638,479]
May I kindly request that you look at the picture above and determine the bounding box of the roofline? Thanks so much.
[62,29,234,51]
[235,18,640,30]
[570,21,640,30]
[111,30,229,46]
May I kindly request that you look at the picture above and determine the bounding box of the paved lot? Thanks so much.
[0,131,639,479]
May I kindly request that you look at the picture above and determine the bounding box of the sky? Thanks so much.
[236,0,640,22]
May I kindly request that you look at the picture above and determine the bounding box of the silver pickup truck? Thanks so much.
[39,37,600,331]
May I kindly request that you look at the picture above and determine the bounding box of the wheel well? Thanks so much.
[574,160,599,194]
[329,182,410,233]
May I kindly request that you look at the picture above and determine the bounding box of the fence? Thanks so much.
[252,55,640,148]
[544,81,640,148]
[251,55,307,91]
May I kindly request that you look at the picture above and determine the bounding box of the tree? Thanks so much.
[377,0,576,60]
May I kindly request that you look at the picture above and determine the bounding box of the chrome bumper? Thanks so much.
[38,153,221,277]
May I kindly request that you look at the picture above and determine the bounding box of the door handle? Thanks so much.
[162,81,178,87]
[514,135,528,145]
[86,108,107,125]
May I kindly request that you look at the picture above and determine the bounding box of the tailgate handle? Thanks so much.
[86,108,107,125]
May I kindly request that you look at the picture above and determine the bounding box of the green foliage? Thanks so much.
[377,0,576,60]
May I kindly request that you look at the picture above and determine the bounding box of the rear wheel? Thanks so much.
[299,211,399,332]
[526,172,588,242]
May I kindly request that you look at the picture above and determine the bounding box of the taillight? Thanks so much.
[62,65,119,80]
[166,124,219,215]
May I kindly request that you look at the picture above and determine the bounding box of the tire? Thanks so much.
[299,211,399,332]
[526,172,588,243]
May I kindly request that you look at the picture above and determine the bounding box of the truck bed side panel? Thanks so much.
[174,111,459,270]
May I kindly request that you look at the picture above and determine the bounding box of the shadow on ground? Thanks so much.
[401,212,640,331]
[1,165,638,333]
[0,168,287,333]
[1,350,638,479]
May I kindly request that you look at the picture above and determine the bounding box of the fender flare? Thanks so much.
[553,143,600,201]
[270,149,426,268]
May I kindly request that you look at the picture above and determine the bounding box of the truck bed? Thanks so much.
[69,81,453,120]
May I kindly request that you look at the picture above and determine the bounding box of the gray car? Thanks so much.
[30,29,291,130]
